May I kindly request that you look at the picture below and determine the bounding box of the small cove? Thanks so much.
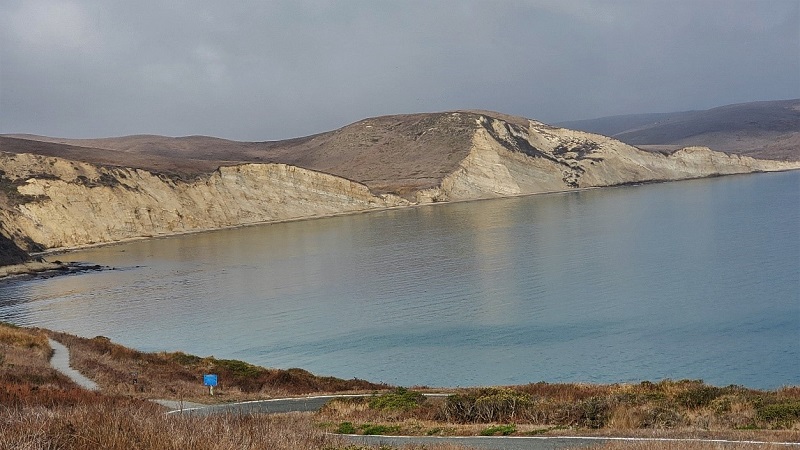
[1,171,798,389]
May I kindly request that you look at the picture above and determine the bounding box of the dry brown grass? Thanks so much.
[0,322,48,351]
[0,323,74,390]
[0,399,339,450]
[2,323,797,449]
[0,323,415,450]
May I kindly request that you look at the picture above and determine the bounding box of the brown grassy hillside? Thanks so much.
[3,111,482,197]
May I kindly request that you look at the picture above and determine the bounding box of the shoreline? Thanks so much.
[2,169,796,280]
[0,260,106,282]
[29,169,794,259]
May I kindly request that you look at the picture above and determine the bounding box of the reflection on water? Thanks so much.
[1,172,798,389]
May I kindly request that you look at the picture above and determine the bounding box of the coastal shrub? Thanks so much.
[577,396,611,428]
[479,424,516,436]
[369,387,425,411]
[473,389,531,422]
[439,388,532,423]
[336,421,356,434]
[170,352,201,366]
[756,401,800,428]
[637,405,685,429]
[676,385,723,409]
[211,358,264,378]
[359,423,400,435]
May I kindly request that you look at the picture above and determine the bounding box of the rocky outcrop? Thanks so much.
[0,112,797,257]
[0,232,28,265]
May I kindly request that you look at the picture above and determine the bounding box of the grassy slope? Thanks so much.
[0,323,392,450]
[1,323,798,449]
[47,330,387,403]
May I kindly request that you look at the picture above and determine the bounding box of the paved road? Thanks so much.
[165,394,372,416]
[342,435,603,449]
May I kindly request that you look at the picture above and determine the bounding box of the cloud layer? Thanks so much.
[1,0,798,140]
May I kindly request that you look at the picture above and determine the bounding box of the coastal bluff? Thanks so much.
[1,111,797,258]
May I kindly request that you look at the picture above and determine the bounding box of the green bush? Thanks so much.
[440,388,532,423]
[676,385,723,409]
[369,387,425,411]
[336,422,356,434]
[479,424,516,436]
[212,358,264,378]
[474,389,532,422]
[578,396,611,428]
[757,401,800,427]
[170,352,201,366]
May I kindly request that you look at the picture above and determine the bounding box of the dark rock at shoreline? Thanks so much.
[0,232,29,266]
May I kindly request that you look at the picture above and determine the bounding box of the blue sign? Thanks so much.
[203,374,218,387]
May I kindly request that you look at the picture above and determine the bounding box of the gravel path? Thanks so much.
[48,338,99,391]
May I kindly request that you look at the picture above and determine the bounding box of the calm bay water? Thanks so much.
[1,172,798,389]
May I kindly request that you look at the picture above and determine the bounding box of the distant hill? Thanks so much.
[556,99,800,161]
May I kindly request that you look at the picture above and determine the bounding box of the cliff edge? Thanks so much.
[1,111,797,259]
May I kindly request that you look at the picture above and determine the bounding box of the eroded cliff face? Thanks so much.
[0,153,407,251]
[1,112,797,256]
[416,116,800,202]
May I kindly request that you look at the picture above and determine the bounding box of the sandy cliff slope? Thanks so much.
[557,99,800,161]
[0,111,797,256]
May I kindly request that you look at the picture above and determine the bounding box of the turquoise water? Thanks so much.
[1,172,798,389]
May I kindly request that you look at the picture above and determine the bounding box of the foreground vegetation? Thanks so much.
[320,385,800,439]
[1,322,798,449]
[0,323,392,450]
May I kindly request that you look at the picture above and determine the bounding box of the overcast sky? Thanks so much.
[1,1,798,141]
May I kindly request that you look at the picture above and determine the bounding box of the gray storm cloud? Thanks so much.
[1,0,798,141]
